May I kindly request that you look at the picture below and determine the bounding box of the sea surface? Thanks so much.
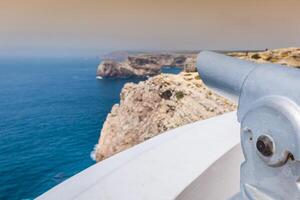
[0,57,181,199]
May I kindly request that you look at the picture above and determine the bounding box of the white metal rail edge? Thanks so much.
[38,111,241,200]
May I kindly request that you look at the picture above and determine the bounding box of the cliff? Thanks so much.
[95,72,236,161]
[97,48,300,78]
[97,53,197,78]
[228,47,300,68]
[95,47,300,162]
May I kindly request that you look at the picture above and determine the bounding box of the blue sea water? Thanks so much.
[0,57,181,199]
[161,66,182,74]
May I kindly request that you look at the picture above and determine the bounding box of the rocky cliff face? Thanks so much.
[97,48,300,78]
[95,47,300,162]
[95,72,236,161]
[97,53,197,78]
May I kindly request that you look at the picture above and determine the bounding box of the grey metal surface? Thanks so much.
[196,51,258,103]
[197,51,300,200]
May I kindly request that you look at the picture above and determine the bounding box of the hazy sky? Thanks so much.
[1,0,300,56]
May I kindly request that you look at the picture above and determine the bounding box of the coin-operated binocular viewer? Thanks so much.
[197,51,300,199]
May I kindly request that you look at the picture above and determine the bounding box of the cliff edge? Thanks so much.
[97,53,197,78]
[228,47,300,67]
[95,72,236,161]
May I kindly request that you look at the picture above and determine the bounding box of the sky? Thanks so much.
[0,0,300,56]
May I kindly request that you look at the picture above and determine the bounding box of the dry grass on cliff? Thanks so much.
[228,47,300,68]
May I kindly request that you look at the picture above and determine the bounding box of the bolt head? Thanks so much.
[256,135,273,157]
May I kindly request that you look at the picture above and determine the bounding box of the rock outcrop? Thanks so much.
[97,53,197,78]
[95,72,236,161]
[228,47,300,68]
[97,48,300,78]
[95,47,300,162]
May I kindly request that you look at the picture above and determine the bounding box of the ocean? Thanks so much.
[0,57,181,199]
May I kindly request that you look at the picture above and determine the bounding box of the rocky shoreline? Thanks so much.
[97,48,300,78]
[95,47,300,162]
[97,53,197,78]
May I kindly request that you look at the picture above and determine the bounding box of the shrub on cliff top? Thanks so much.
[175,91,184,100]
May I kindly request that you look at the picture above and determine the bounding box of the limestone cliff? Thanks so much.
[95,47,300,162]
[95,72,236,161]
[97,53,197,78]
[97,48,300,78]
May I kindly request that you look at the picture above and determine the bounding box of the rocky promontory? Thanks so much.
[97,48,300,78]
[95,72,236,161]
[97,53,197,78]
[95,47,300,162]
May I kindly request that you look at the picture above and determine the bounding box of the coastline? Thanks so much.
[95,47,300,162]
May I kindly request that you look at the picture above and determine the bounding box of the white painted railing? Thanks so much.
[38,112,242,200]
